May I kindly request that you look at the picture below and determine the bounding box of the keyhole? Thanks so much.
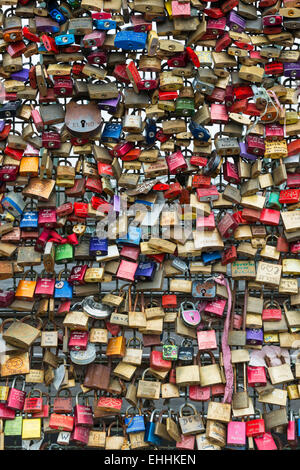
[81,120,86,128]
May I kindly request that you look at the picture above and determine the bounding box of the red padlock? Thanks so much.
[74,201,88,218]
[217,212,239,238]
[74,392,93,427]
[234,86,254,101]
[150,350,172,372]
[38,209,57,228]
[246,413,265,438]
[7,378,26,411]
[223,161,240,183]
[166,150,188,174]
[192,175,211,189]
[279,189,300,204]
[68,265,88,285]
[164,182,182,199]
[259,208,280,226]
[247,366,267,387]
[35,273,55,298]
[56,202,73,218]
[69,331,89,350]
[42,131,61,149]
[162,293,177,309]
[23,389,43,413]
[221,246,237,265]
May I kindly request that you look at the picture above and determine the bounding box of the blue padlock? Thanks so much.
[125,408,146,434]
[201,251,222,265]
[54,270,73,300]
[38,45,48,53]
[189,121,211,141]
[20,210,38,230]
[135,262,156,281]
[114,31,147,50]
[89,237,108,256]
[117,226,142,246]
[2,192,26,218]
[101,122,123,142]
[55,34,75,46]
[144,410,162,446]
[48,0,67,23]
[145,118,157,145]
[94,19,116,30]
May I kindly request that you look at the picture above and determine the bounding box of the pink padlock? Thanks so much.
[74,392,94,427]
[227,421,246,446]
[189,385,210,401]
[116,259,138,282]
[0,403,16,419]
[181,302,201,327]
[166,150,187,174]
[196,213,215,231]
[31,107,44,132]
[68,331,89,351]
[38,208,57,228]
[176,434,195,450]
[71,425,90,445]
[197,329,217,350]
[34,272,55,298]
[7,378,26,411]
[254,432,277,450]
[204,299,227,317]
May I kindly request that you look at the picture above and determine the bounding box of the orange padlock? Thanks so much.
[15,270,38,301]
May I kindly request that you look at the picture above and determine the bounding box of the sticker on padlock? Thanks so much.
[192,278,216,299]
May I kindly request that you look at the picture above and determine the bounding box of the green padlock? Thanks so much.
[175,98,195,117]
[267,192,282,210]
[4,415,23,436]
[162,338,178,361]
[55,243,74,265]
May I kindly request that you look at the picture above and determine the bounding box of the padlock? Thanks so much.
[7,378,26,411]
[180,302,201,327]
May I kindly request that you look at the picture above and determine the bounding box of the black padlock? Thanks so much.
[178,339,194,364]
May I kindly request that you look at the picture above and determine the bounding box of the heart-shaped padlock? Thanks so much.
[180,302,201,327]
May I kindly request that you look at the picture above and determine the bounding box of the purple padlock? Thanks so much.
[239,142,257,161]
[98,94,121,113]
[0,121,5,133]
[113,195,120,213]
[246,328,264,346]
[11,68,29,82]
[227,11,246,32]
[284,63,300,79]
[181,302,201,328]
